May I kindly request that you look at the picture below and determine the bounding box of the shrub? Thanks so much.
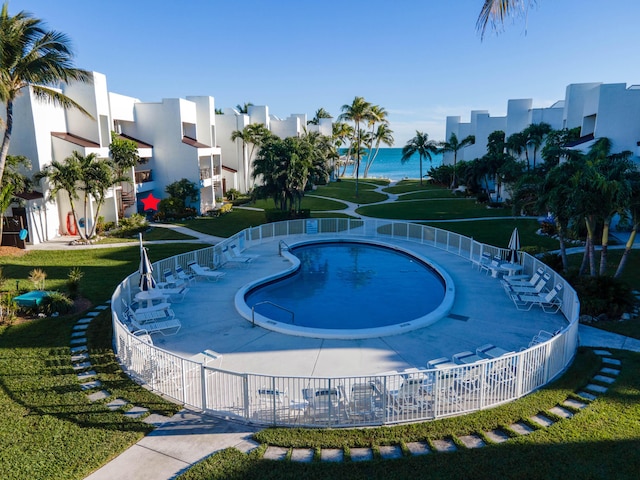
[67,267,84,300]
[226,188,241,201]
[40,291,74,316]
[571,275,636,318]
[208,203,233,217]
[0,293,17,325]
[29,268,46,291]
[476,191,490,204]
[108,213,149,238]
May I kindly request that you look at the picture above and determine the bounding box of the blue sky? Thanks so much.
[12,0,640,145]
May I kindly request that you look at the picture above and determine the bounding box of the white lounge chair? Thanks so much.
[130,308,181,336]
[452,351,484,364]
[162,269,187,289]
[230,244,259,260]
[188,261,226,281]
[475,252,492,273]
[501,272,551,295]
[504,266,545,285]
[221,247,252,266]
[175,265,196,284]
[509,283,563,313]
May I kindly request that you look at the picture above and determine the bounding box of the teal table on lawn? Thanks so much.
[13,291,51,307]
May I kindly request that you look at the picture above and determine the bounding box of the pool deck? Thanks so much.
[151,234,568,378]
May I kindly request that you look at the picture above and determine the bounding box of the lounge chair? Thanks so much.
[475,252,492,273]
[175,265,196,284]
[156,284,189,302]
[230,244,259,260]
[348,382,380,421]
[509,283,563,313]
[130,307,181,336]
[476,344,512,359]
[486,255,508,278]
[222,247,252,266]
[452,351,484,364]
[397,376,432,414]
[426,357,457,369]
[504,266,545,285]
[501,272,551,295]
[528,329,562,346]
[187,261,226,281]
[162,269,187,289]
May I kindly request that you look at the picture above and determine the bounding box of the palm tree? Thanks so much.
[230,123,271,191]
[476,0,535,39]
[401,131,439,186]
[506,131,529,167]
[524,122,552,170]
[307,108,332,125]
[440,133,475,188]
[338,96,373,197]
[363,123,394,178]
[0,3,92,189]
[235,102,253,114]
[615,170,640,278]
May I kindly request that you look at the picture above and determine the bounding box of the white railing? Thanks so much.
[112,218,580,427]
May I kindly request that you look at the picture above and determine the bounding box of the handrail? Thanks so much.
[278,239,290,256]
[252,301,294,326]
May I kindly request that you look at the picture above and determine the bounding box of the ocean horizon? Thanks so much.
[339,148,443,181]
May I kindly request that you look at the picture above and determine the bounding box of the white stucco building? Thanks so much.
[4,71,332,245]
[444,82,640,168]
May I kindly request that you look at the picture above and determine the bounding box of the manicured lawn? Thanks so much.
[423,218,560,252]
[0,244,202,303]
[313,180,388,204]
[250,196,348,211]
[358,198,512,220]
[178,209,268,238]
[383,180,444,194]
[397,189,457,200]
[95,226,197,244]
[179,349,640,480]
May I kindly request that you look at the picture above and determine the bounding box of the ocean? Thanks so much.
[338,148,443,181]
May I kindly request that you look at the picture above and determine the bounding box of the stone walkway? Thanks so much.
[261,349,621,462]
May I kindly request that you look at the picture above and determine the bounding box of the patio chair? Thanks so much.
[221,247,252,266]
[501,272,551,295]
[397,376,432,414]
[230,244,259,260]
[175,265,196,284]
[187,261,226,281]
[475,252,492,273]
[348,382,379,421]
[504,266,545,285]
[162,269,187,289]
[509,283,563,313]
[426,357,456,369]
[486,255,508,278]
[452,351,484,364]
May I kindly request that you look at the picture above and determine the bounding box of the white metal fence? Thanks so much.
[112,218,580,427]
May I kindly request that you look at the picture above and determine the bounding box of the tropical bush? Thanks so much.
[225,188,241,201]
[107,213,149,237]
[67,267,84,300]
[40,291,74,316]
[571,274,636,318]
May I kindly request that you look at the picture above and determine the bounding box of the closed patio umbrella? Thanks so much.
[138,233,157,295]
[507,227,520,263]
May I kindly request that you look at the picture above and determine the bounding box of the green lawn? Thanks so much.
[383,180,444,194]
[358,198,513,220]
[250,196,348,211]
[423,218,560,252]
[397,189,457,201]
[179,349,640,480]
[178,209,268,238]
[95,226,197,244]
[313,180,388,204]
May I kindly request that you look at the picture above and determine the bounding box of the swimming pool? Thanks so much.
[237,239,455,339]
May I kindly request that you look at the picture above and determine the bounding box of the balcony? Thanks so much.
[135,169,155,193]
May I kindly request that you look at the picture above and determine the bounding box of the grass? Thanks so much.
[397,190,457,200]
[0,244,203,304]
[250,196,348,211]
[94,226,197,244]
[177,209,268,238]
[423,218,560,252]
[178,349,640,480]
[383,180,445,194]
[313,180,388,204]
[358,198,512,220]
[0,276,185,479]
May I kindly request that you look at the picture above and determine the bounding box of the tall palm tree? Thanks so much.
[363,123,394,178]
[439,132,475,188]
[338,96,373,197]
[615,170,640,278]
[332,121,353,177]
[0,3,91,189]
[230,123,271,191]
[401,131,439,186]
[524,122,552,170]
[506,131,529,167]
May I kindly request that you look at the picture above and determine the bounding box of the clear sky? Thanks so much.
[11,0,640,145]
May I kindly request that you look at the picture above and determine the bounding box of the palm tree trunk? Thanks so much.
[451,153,457,189]
[614,223,638,278]
[419,154,424,186]
[599,217,610,276]
[585,217,597,276]
[579,236,589,276]
[557,222,569,273]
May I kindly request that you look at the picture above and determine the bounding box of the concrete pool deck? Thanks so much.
[150,233,568,377]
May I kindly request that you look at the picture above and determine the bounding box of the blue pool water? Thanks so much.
[245,242,446,330]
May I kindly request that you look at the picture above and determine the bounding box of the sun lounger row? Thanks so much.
[499,267,564,313]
